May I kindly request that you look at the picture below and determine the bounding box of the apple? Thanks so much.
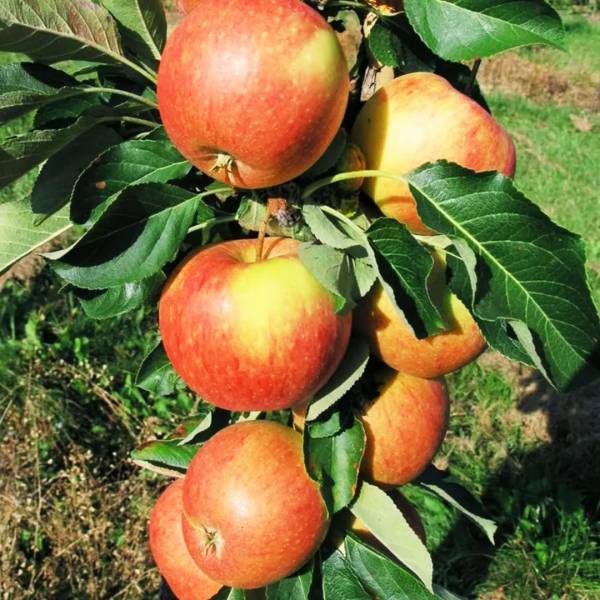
[175,0,200,13]
[335,142,366,192]
[360,369,449,487]
[293,369,448,488]
[149,480,222,600]
[182,421,330,589]
[351,72,516,234]
[159,237,351,412]
[158,0,349,189]
[356,250,486,378]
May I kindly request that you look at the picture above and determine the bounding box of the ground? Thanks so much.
[0,7,599,600]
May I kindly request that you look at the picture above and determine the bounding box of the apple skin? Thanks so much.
[158,0,349,189]
[149,480,222,600]
[175,0,200,13]
[159,237,351,412]
[360,370,449,487]
[356,252,486,379]
[351,72,516,234]
[182,421,330,589]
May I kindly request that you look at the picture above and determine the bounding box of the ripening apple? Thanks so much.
[351,72,516,234]
[360,369,449,487]
[149,480,222,600]
[356,250,486,378]
[159,237,351,412]
[175,0,199,13]
[182,421,330,589]
[158,0,349,189]
[293,369,449,487]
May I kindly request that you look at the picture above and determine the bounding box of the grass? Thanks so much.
[1,9,599,600]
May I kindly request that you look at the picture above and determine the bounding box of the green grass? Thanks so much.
[519,13,600,77]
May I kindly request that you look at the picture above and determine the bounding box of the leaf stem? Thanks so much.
[119,116,160,129]
[187,215,236,234]
[85,87,158,109]
[466,58,482,97]
[301,169,407,201]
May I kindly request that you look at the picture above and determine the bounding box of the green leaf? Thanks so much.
[417,465,497,544]
[367,218,447,336]
[213,589,246,600]
[344,535,438,600]
[173,408,214,446]
[433,585,468,600]
[31,126,121,220]
[71,138,192,225]
[305,416,365,514]
[350,482,433,591]
[322,550,371,600]
[0,194,72,275]
[131,439,199,476]
[101,0,166,62]
[52,183,200,289]
[299,243,376,313]
[0,116,106,190]
[306,337,370,421]
[307,411,345,439]
[136,341,181,396]
[33,92,103,128]
[448,244,535,367]
[0,62,76,122]
[0,0,125,65]
[408,161,600,391]
[74,271,165,320]
[265,559,313,600]
[368,19,404,67]
[404,0,565,62]
[302,203,362,251]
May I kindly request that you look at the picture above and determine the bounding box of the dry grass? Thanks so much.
[0,378,162,599]
[478,52,600,112]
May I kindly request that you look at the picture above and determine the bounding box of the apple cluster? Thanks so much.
[149,0,517,597]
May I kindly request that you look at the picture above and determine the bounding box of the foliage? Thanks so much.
[0,0,598,598]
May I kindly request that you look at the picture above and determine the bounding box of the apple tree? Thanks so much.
[0,0,598,598]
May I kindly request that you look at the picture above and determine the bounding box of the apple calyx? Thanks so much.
[200,525,222,557]
[211,153,236,174]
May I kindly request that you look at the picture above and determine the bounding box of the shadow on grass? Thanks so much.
[433,371,600,599]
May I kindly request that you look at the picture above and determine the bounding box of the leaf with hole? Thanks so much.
[70,138,192,225]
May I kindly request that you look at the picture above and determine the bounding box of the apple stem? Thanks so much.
[466,58,482,97]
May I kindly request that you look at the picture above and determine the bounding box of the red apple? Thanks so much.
[149,480,222,600]
[182,421,330,589]
[351,72,516,234]
[356,250,486,378]
[159,237,351,412]
[175,0,200,13]
[158,0,349,189]
[360,370,449,487]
